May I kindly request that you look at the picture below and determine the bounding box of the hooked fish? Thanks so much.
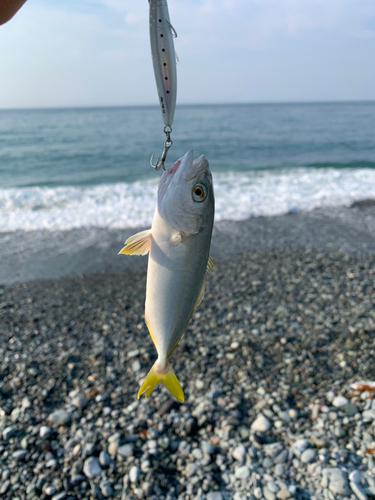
[119,151,214,402]
[149,0,177,129]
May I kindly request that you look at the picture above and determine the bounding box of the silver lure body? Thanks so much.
[149,0,177,128]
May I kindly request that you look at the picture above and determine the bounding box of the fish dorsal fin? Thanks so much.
[194,278,205,311]
[118,229,151,256]
[206,256,214,274]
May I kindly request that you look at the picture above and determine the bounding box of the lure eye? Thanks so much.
[192,183,208,203]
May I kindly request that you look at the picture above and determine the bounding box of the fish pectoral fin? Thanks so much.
[138,361,184,402]
[170,232,182,246]
[118,229,152,256]
[206,255,214,274]
[194,278,205,311]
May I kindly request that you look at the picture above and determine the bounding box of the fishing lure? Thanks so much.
[149,0,178,170]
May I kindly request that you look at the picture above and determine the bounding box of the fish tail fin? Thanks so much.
[137,361,184,402]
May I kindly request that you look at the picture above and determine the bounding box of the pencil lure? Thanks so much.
[149,0,177,129]
[119,151,215,402]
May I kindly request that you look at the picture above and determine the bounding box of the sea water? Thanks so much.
[1,102,375,232]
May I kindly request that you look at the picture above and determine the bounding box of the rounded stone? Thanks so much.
[83,457,102,479]
[40,426,52,438]
[3,427,15,440]
[12,450,27,460]
[117,444,134,457]
[48,410,71,426]
[206,493,223,500]
[292,439,310,457]
[332,396,349,408]
[301,449,316,464]
[235,465,251,479]
[99,451,110,467]
[232,445,247,463]
[129,465,140,484]
[251,413,271,432]
[349,470,361,484]
[201,441,214,455]
[72,395,88,411]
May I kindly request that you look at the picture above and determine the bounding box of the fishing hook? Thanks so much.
[150,126,173,171]
[166,20,178,38]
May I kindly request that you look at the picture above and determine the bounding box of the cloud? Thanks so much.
[0,0,374,107]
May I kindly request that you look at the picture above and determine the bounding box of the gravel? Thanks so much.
[0,247,375,499]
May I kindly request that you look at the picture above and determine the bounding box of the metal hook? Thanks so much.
[166,20,178,38]
[150,127,173,171]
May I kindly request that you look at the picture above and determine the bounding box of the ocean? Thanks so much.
[1,102,375,233]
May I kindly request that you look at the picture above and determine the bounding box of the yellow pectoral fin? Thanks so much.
[138,362,184,402]
[118,229,151,256]
[206,255,214,274]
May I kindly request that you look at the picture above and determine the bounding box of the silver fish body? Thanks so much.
[149,0,177,128]
[119,151,214,401]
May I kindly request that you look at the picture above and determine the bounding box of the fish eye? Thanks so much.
[192,183,208,203]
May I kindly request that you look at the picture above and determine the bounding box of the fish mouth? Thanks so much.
[184,153,209,181]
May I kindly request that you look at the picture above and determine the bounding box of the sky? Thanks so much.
[0,0,375,108]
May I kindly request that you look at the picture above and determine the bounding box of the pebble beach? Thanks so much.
[1,204,375,500]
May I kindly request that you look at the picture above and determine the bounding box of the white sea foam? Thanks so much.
[1,168,375,233]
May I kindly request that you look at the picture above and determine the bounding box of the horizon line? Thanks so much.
[1,99,375,112]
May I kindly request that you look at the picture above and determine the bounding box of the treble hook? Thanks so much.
[150,127,173,171]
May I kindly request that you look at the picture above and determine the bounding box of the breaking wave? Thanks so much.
[1,167,375,232]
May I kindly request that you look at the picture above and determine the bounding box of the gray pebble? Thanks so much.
[274,449,289,464]
[117,444,134,457]
[52,493,67,500]
[332,396,348,408]
[301,449,316,464]
[40,426,52,438]
[12,450,27,460]
[350,481,368,500]
[274,464,284,476]
[100,481,113,498]
[44,485,57,495]
[263,487,276,500]
[129,465,140,484]
[186,463,198,477]
[206,493,223,500]
[48,409,71,426]
[321,468,350,496]
[83,457,102,479]
[3,427,15,440]
[344,403,358,416]
[232,444,247,463]
[267,482,280,493]
[72,395,88,411]
[263,457,274,468]
[349,470,361,484]
[251,413,271,432]
[201,441,214,455]
[99,451,110,467]
[292,439,310,457]
[235,465,251,479]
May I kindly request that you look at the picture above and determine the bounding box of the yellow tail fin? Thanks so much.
[138,361,184,402]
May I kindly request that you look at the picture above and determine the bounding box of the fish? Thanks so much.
[149,0,177,129]
[119,150,215,402]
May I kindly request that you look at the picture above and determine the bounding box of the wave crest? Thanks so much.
[1,167,375,232]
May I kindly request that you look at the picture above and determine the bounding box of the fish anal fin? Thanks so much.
[206,255,214,274]
[118,229,151,256]
[194,278,205,311]
[138,361,184,402]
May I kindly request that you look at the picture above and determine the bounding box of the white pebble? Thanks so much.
[251,413,271,432]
